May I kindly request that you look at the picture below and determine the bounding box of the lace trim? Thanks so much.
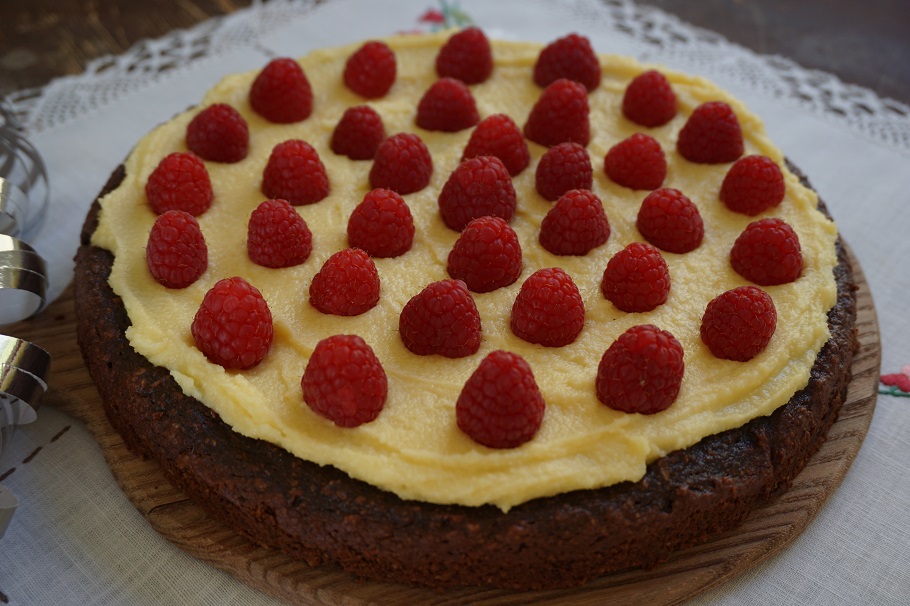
[5,0,315,133]
[6,0,910,152]
[582,0,910,150]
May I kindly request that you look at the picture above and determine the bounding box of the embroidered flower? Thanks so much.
[417,1,472,31]
[880,365,910,397]
[419,9,446,24]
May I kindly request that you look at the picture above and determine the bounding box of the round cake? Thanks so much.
[74,29,857,590]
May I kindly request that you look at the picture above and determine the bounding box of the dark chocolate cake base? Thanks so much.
[74,163,857,591]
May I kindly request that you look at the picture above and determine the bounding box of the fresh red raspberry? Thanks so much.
[447,216,522,293]
[636,188,704,254]
[247,199,313,268]
[601,242,671,313]
[523,79,591,148]
[539,189,610,256]
[436,27,493,84]
[309,248,380,316]
[347,188,415,258]
[343,40,397,99]
[719,155,786,215]
[438,156,517,231]
[622,70,677,128]
[261,139,330,206]
[191,277,273,370]
[416,77,480,133]
[456,350,545,449]
[700,285,777,361]
[462,113,530,176]
[145,210,207,289]
[330,105,386,160]
[369,132,433,194]
[249,57,313,123]
[676,101,744,164]
[604,133,667,190]
[145,152,213,216]
[510,267,585,347]
[535,142,593,202]
[730,218,803,285]
[302,334,388,428]
[186,103,249,163]
[533,33,601,92]
[596,324,685,415]
[399,279,481,358]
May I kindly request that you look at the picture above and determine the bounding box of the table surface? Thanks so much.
[1,0,908,105]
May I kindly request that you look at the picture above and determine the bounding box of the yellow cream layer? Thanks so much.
[93,32,838,511]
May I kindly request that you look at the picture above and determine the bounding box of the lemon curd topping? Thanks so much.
[92,32,838,511]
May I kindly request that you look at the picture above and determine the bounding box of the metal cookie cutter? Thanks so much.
[0,99,52,538]
[0,99,50,326]
[0,336,50,539]
[0,228,48,325]
[0,101,48,243]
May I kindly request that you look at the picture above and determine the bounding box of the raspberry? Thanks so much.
[302,334,388,428]
[456,350,545,449]
[330,105,386,160]
[523,79,590,148]
[730,217,803,285]
[462,113,530,176]
[539,189,610,256]
[416,77,480,133]
[700,285,777,361]
[369,132,433,194]
[676,101,744,164]
[447,216,522,293]
[191,277,273,370]
[636,188,704,254]
[438,156,517,231]
[604,133,667,190]
[309,248,380,316]
[261,139,330,206]
[145,152,213,216]
[436,27,493,84]
[186,103,249,163]
[399,279,481,358]
[145,210,207,289]
[719,155,786,216]
[533,33,601,92]
[510,267,585,347]
[535,142,593,202]
[247,199,313,268]
[249,57,313,123]
[622,70,677,128]
[596,324,684,415]
[347,188,414,258]
[601,242,671,313]
[343,41,397,99]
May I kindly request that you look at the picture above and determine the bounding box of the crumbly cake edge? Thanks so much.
[73,162,857,591]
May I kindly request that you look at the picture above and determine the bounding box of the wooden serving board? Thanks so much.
[12,246,880,606]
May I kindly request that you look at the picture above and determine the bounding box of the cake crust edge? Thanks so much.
[74,161,858,591]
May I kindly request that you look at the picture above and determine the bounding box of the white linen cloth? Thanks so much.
[1,0,908,603]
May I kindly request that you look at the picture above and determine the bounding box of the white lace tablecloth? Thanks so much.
[2,0,909,604]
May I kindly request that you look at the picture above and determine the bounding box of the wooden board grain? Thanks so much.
[10,246,879,606]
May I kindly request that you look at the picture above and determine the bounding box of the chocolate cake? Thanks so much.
[73,31,857,590]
